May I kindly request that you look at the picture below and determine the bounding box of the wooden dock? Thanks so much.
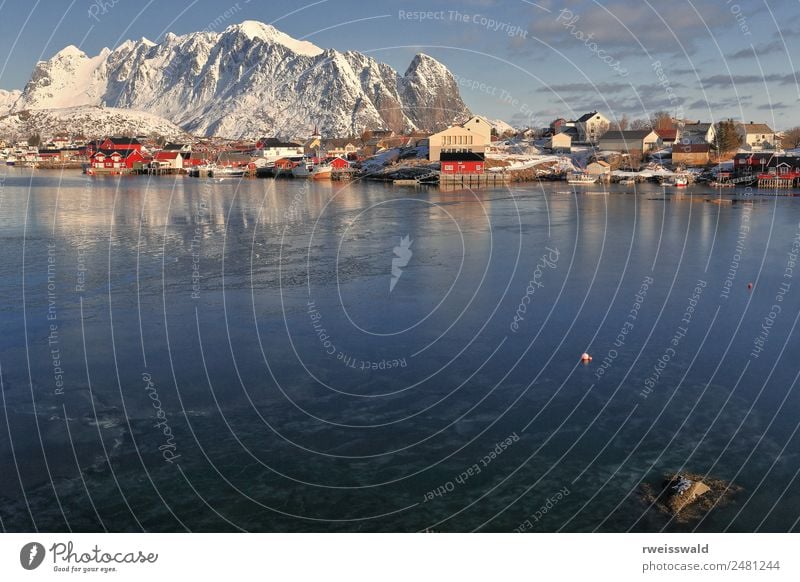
[757,173,800,189]
[439,172,509,186]
[332,168,356,180]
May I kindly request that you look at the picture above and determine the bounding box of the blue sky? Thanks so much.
[1,0,798,128]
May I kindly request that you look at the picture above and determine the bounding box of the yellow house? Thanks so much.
[303,136,321,155]
[586,160,611,175]
[323,139,358,158]
[428,116,492,161]
[548,132,572,152]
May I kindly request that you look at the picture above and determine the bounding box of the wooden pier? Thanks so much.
[332,168,356,180]
[439,172,509,187]
[757,172,800,189]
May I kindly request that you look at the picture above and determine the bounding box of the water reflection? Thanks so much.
[0,169,799,532]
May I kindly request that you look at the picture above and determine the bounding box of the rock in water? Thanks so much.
[639,472,742,524]
[665,475,711,514]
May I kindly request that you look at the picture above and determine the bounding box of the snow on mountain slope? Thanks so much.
[234,20,323,56]
[11,21,470,139]
[17,45,111,110]
[487,118,516,136]
[0,106,190,141]
[400,53,471,130]
[0,89,21,116]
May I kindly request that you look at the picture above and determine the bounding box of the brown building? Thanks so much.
[672,143,710,166]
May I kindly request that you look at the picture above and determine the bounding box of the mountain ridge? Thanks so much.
[5,21,471,139]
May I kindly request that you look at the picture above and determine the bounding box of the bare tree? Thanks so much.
[651,110,673,131]
[782,126,800,149]
[630,118,651,130]
[595,120,609,141]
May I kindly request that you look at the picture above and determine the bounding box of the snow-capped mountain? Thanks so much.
[8,21,471,139]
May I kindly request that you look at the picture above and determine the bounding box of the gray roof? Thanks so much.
[217,152,251,162]
[600,130,655,141]
[258,138,302,148]
[741,123,774,134]
[683,122,712,132]
[576,111,600,123]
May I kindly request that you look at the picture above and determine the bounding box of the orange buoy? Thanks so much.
[581,353,592,363]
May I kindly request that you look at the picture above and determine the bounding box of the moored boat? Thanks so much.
[291,162,312,178]
[212,166,246,178]
[567,172,597,185]
[310,164,332,180]
[663,175,688,188]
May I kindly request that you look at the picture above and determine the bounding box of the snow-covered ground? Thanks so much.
[359,144,430,175]
[0,105,190,140]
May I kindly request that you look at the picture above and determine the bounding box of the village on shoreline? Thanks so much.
[2,109,799,189]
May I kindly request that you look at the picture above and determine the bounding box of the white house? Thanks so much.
[574,111,610,143]
[255,138,304,161]
[152,151,184,170]
[737,122,776,150]
[428,116,493,161]
[681,121,716,145]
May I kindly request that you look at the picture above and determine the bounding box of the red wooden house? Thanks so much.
[273,157,299,170]
[99,137,142,152]
[439,152,485,174]
[328,157,351,169]
[89,148,144,172]
[82,137,142,157]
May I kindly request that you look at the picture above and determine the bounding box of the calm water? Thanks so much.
[1,168,799,532]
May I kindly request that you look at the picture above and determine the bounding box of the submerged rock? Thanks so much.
[640,472,742,523]
[665,475,711,514]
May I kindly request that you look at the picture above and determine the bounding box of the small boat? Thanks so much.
[5,156,16,166]
[618,178,636,185]
[310,164,332,180]
[567,172,597,185]
[291,162,312,178]
[212,166,246,178]
[709,181,734,188]
[255,165,275,178]
[663,175,688,188]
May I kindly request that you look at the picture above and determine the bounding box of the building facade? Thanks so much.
[428,116,492,162]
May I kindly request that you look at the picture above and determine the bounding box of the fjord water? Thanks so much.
[1,168,798,532]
